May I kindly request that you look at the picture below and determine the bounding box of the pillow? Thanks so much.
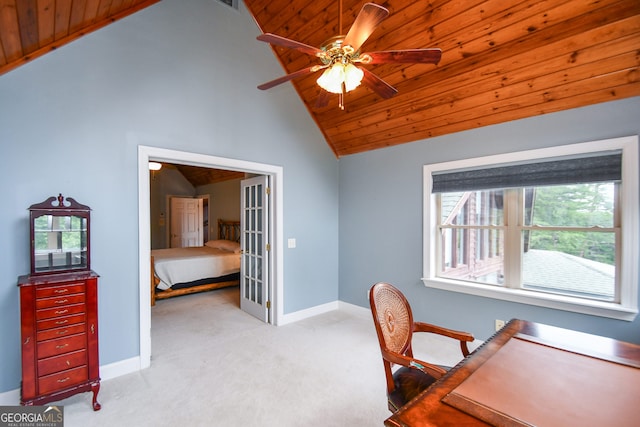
[205,239,241,253]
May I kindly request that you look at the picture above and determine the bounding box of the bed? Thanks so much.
[150,219,241,305]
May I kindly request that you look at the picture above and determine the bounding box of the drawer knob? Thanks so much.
[55,320,69,325]
[54,309,68,315]
[55,343,69,350]
[57,377,70,383]
[54,289,69,294]
[54,299,69,304]
[56,329,69,335]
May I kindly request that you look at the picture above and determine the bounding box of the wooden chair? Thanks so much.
[369,282,474,412]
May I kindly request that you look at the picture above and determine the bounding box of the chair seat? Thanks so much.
[388,366,450,411]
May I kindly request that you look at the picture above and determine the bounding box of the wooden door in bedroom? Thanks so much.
[240,176,270,322]
[170,197,203,248]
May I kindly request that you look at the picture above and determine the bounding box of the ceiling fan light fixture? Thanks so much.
[317,63,345,94]
[257,3,440,109]
[344,63,364,91]
[316,62,364,94]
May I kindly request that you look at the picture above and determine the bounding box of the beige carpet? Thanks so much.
[62,287,469,426]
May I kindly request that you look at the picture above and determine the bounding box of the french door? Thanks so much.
[240,176,270,322]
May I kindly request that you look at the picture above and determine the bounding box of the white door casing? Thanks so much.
[138,144,284,371]
[240,176,270,322]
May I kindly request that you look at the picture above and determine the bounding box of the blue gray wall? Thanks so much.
[0,0,637,396]
[197,179,242,242]
[339,96,640,345]
[150,166,199,249]
[0,0,339,393]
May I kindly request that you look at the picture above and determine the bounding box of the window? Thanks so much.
[423,136,638,321]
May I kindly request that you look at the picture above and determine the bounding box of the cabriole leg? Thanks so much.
[91,382,101,411]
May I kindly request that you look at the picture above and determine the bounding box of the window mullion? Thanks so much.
[435,193,442,277]
[615,181,621,300]
[503,188,522,288]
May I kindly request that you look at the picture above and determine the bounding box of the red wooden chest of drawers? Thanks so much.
[18,271,101,410]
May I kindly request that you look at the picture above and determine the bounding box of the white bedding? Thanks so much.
[152,246,241,290]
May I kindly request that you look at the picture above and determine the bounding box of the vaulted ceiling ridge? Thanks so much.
[250,1,305,29]
[257,2,341,43]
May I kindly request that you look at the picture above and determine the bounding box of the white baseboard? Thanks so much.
[100,356,141,381]
[1,301,368,404]
[277,300,371,324]
[338,301,370,319]
[0,388,20,406]
[0,356,143,406]
[278,300,339,325]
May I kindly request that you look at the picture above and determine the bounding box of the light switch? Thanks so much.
[287,238,296,248]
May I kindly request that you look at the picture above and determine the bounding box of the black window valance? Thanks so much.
[431,152,622,193]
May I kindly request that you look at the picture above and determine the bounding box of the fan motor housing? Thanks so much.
[319,35,361,65]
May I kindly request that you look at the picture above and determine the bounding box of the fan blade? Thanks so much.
[315,89,331,108]
[257,33,322,57]
[364,48,442,65]
[343,3,389,52]
[361,68,397,99]
[258,66,321,90]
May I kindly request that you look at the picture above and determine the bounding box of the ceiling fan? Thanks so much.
[256,2,442,109]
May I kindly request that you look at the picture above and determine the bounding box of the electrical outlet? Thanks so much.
[495,319,505,331]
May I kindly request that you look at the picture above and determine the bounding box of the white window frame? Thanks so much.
[422,136,639,321]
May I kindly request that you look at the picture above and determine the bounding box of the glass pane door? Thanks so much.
[240,175,270,322]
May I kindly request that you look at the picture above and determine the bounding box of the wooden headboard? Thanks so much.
[218,219,241,242]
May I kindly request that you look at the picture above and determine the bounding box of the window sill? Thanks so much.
[421,277,638,321]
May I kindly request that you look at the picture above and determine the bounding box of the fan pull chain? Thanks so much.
[337,0,344,110]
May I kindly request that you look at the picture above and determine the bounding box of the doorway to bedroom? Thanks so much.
[138,145,284,370]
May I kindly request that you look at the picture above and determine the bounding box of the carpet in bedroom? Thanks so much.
[62,287,469,426]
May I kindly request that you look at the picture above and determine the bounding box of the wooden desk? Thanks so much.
[385,319,640,427]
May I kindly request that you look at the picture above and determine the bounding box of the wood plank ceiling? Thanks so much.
[0,0,160,75]
[245,0,640,157]
[1,0,639,158]
[172,164,245,187]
